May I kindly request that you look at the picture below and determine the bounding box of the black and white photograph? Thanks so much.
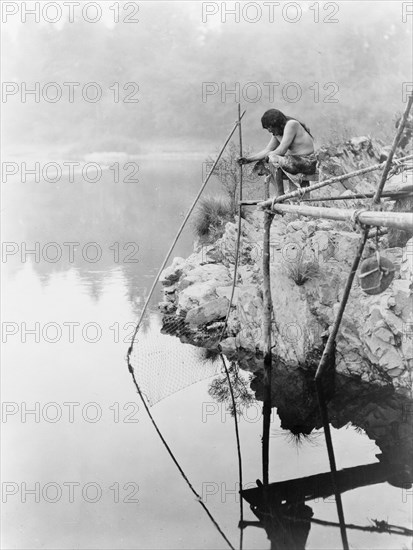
[1,1,413,549]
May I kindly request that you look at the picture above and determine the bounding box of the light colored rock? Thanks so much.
[160,256,186,285]
[206,321,224,331]
[400,239,413,281]
[178,281,218,311]
[273,219,288,235]
[181,264,231,286]
[235,327,260,351]
[164,285,176,294]
[332,232,360,264]
[238,265,257,286]
[317,220,334,231]
[220,337,237,356]
[307,221,316,236]
[374,327,395,344]
[186,297,229,326]
[401,337,413,363]
[159,301,174,313]
[310,231,330,259]
[199,244,224,264]
[287,220,305,232]
[392,287,412,320]
[380,309,403,335]
[383,247,403,278]
[379,348,404,372]
[387,367,404,378]
[317,274,340,306]
[216,286,239,301]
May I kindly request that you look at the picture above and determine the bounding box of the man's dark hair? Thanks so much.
[261,109,313,138]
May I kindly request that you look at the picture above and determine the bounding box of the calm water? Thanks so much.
[2,159,412,549]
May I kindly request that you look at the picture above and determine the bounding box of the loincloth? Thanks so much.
[281,153,317,176]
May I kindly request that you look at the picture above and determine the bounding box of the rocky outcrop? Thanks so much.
[159,139,412,397]
[315,136,387,199]
[160,213,412,395]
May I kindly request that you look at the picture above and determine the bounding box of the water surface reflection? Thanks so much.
[2,160,412,549]
[239,363,413,548]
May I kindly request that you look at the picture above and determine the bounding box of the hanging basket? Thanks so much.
[359,253,395,295]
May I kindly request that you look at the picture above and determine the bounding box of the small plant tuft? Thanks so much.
[191,196,234,241]
[271,428,323,448]
[284,253,320,286]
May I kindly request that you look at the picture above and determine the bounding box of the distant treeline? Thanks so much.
[3,2,411,155]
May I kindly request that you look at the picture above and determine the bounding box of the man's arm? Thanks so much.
[238,136,279,164]
[270,120,298,156]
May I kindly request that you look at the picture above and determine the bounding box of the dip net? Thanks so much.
[128,305,223,406]
[127,111,250,408]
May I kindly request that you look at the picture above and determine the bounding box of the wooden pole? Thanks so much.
[313,96,413,550]
[263,203,413,232]
[241,190,413,206]
[127,110,246,359]
[236,103,244,550]
[220,357,244,549]
[262,181,274,487]
[238,103,244,203]
[373,94,413,203]
[258,154,413,207]
[315,375,350,549]
[219,105,246,343]
[301,191,413,202]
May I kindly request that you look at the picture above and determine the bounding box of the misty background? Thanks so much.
[2,1,412,159]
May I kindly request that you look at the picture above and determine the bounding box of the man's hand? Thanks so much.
[237,157,250,165]
[268,152,280,163]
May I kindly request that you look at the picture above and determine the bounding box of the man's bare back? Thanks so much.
[272,119,314,156]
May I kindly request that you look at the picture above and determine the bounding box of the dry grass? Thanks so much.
[284,253,320,286]
[191,196,234,240]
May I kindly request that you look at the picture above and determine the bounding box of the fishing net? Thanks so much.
[128,304,224,406]
[127,111,257,408]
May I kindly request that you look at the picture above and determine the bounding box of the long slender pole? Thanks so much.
[219,105,245,342]
[241,189,413,205]
[220,356,244,550]
[238,103,244,203]
[373,94,413,203]
[236,103,244,550]
[315,375,350,549]
[262,184,274,487]
[127,111,245,359]
[263,203,413,232]
[313,95,413,550]
[301,191,413,202]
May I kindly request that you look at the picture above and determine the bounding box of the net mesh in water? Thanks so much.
[129,309,223,406]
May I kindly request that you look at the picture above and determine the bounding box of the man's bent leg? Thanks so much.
[275,168,284,196]
[268,154,286,196]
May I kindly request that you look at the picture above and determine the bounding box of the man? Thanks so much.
[238,109,317,178]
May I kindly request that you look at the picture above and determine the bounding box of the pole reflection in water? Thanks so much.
[238,361,413,549]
